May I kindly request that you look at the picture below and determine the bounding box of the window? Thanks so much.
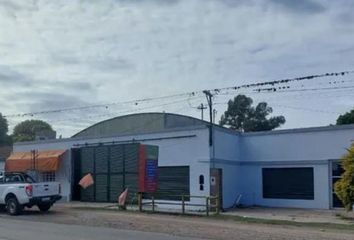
[24,174,36,183]
[199,175,204,184]
[262,167,314,200]
[332,161,344,208]
[42,171,56,182]
[4,173,25,183]
[332,162,344,177]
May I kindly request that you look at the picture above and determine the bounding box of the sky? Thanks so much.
[1,0,354,137]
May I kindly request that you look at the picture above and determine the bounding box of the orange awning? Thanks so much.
[5,150,66,172]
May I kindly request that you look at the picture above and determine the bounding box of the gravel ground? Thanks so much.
[0,205,353,240]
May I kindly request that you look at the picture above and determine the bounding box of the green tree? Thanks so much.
[220,94,285,132]
[336,108,354,125]
[0,113,12,145]
[334,144,354,211]
[12,119,54,142]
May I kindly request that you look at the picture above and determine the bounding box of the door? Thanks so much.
[210,168,223,209]
[71,148,81,201]
[149,166,190,201]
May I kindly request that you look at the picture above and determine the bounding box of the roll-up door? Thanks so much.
[153,166,190,201]
[262,167,314,200]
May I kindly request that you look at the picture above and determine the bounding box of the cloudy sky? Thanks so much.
[1,0,354,137]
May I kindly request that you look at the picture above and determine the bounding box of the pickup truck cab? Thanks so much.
[0,172,61,215]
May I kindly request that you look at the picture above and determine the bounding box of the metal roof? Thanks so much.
[13,112,354,145]
[72,112,211,138]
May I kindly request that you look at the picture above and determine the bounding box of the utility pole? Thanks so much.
[213,109,217,124]
[203,91,213,124]
[203,90,214,146]
[197,103,207,120]
[30,149,39,182]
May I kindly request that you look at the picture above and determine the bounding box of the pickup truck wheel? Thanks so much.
[6,197,23,216]
[38,203,51,212]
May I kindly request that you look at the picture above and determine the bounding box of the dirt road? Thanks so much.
[0,218,201,240]
[1,205,353,240]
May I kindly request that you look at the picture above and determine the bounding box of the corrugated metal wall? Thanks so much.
[79,143,139,202]
[76,143,189,202]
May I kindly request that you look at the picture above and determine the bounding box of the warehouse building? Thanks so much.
[7,112,354,209]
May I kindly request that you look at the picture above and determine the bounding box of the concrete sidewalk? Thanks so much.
[59,202,354,225]
[223,207,354,225]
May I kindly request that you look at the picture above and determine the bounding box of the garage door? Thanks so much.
[262,167,314,200]
[151,166,190,201]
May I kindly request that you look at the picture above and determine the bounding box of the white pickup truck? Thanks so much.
[0,172,61,215]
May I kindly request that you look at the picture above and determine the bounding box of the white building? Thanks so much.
[8,113,354,209]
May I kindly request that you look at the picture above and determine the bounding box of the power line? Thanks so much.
[45,96,204,124]
[217,84,354,96]
[253,85,354,94]
[3,70,354,119]
[214,101,341,115]
[209,70,354,94]
[4,92,201,118]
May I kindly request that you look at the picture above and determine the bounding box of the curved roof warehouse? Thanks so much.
[72,112,213,138]
[9,112,354,210]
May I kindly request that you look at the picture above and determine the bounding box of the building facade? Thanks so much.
[0,146,12,171]
[9,113,354,209]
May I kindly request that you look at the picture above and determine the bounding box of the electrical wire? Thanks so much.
[3,92,202,118]
[47,96,204,124]
[3,70,353,119]
[214,101,342,115]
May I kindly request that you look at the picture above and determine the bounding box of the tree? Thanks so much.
[336,108,354,125]
[220,94,285,132]
[12,120,54,142]
[334,144,354,211]
[0,113,12,145]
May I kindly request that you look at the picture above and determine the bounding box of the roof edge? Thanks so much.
[241,124,354,136]
[14,125,208,146]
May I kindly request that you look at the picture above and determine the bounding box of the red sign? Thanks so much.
[138,145,158,193]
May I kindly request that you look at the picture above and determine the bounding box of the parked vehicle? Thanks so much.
[0,172,61,215]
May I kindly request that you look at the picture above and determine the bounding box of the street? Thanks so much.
[0,218,201,240]
[0,206,353,240]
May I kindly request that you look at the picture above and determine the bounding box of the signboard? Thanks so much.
[138,145,159,193]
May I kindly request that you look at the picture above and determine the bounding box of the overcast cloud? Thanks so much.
[1,0,354,137]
